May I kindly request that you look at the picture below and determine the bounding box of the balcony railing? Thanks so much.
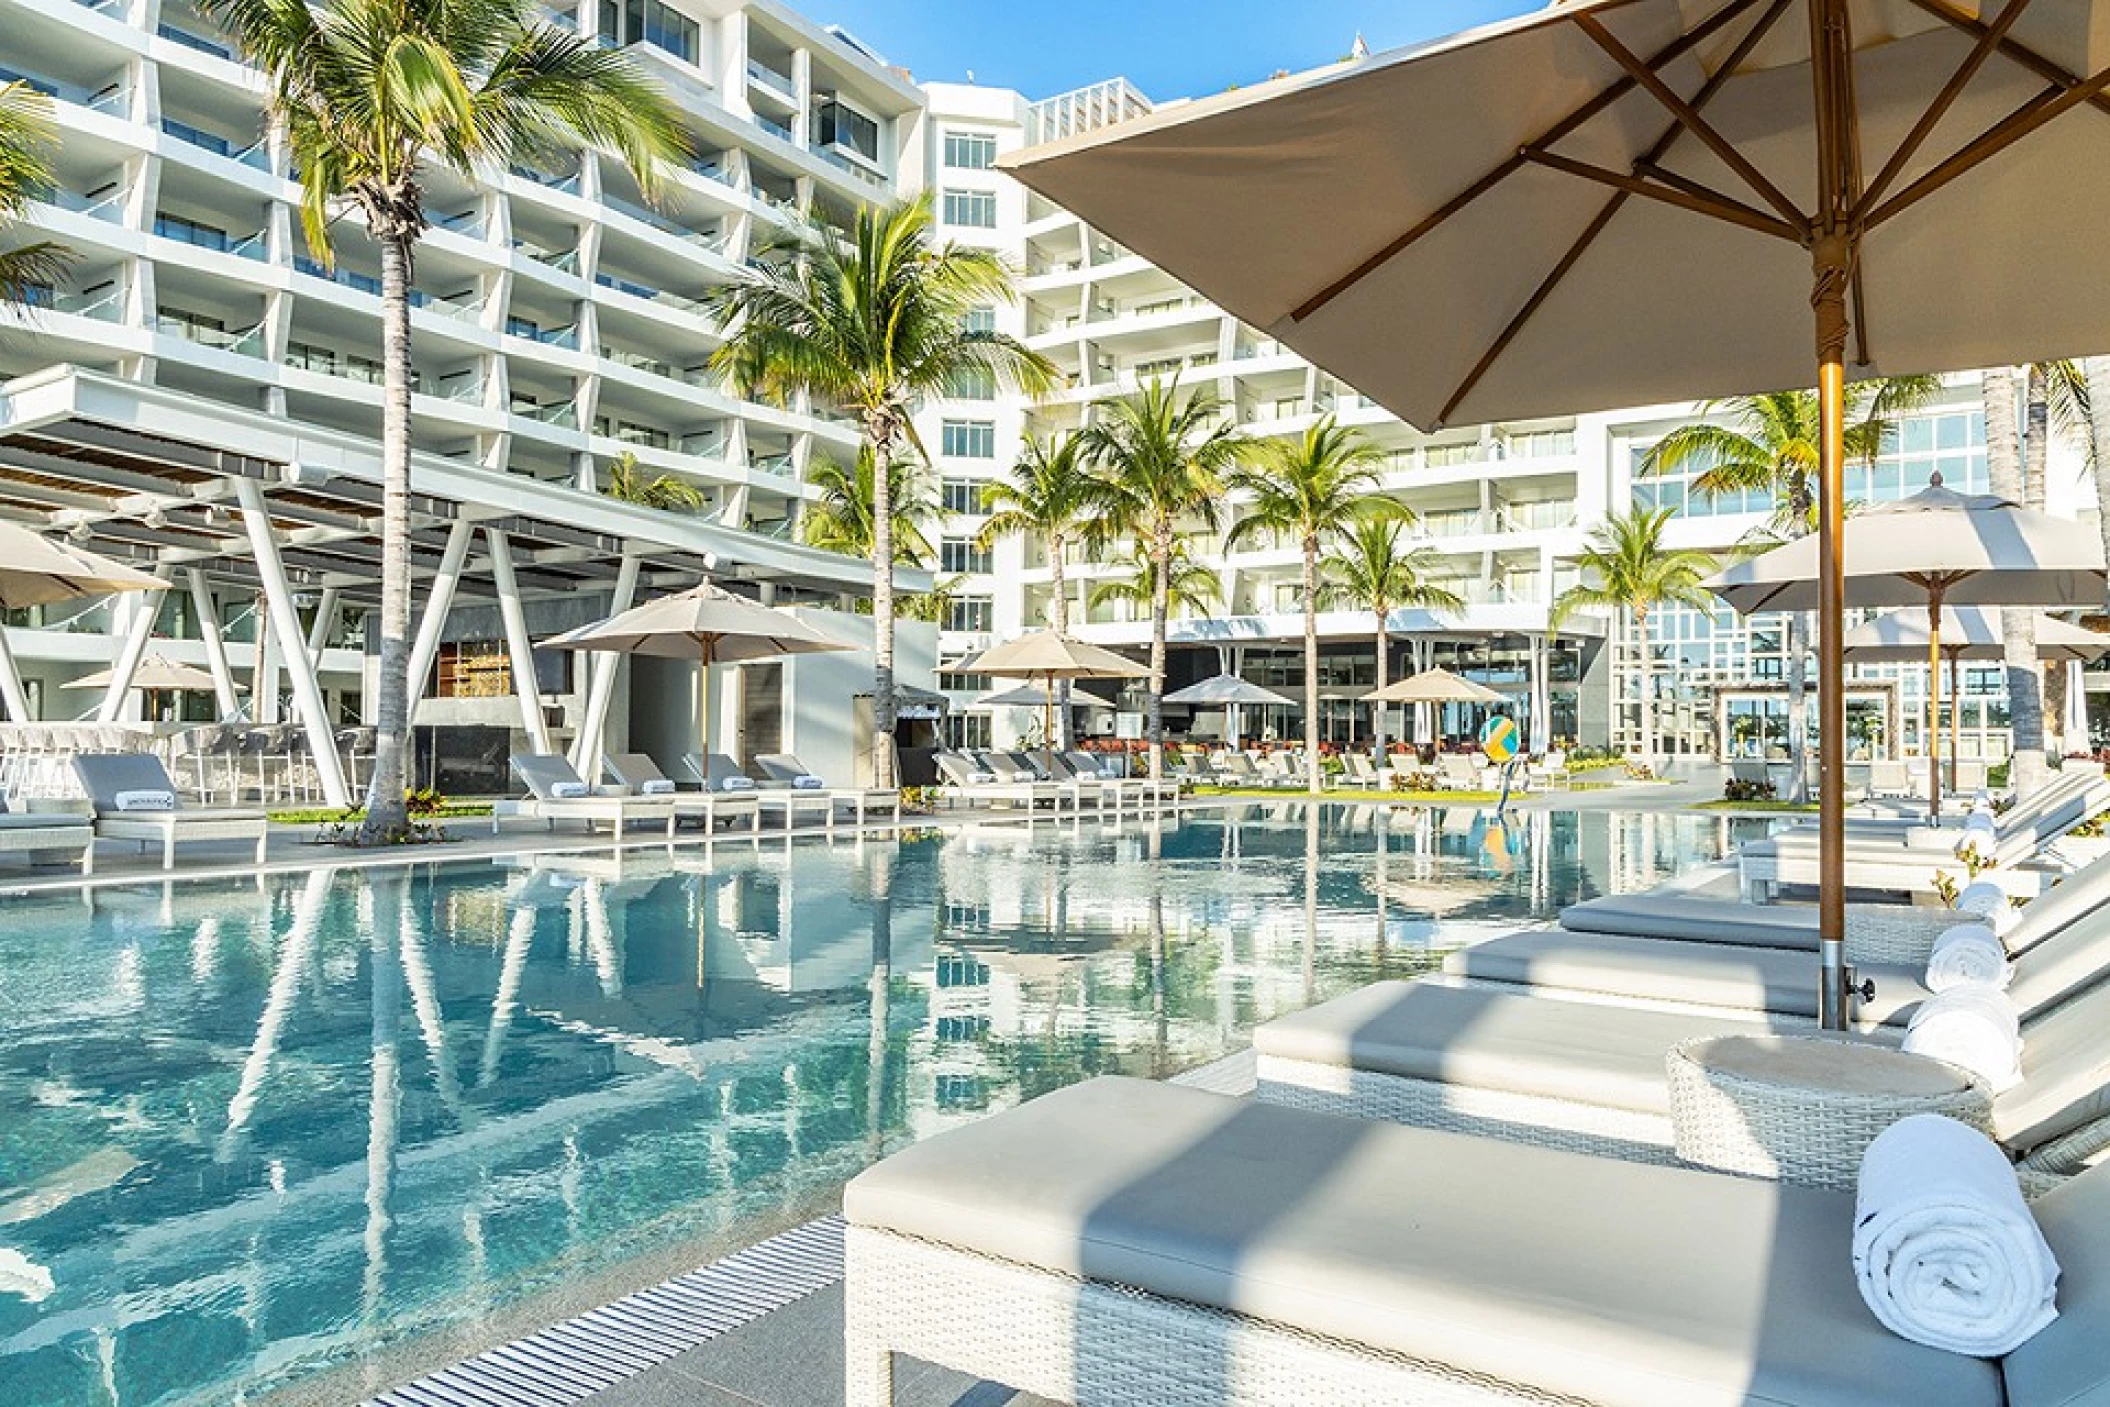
[287,345,385,385]
[512,398,579,428]
[504,318,579,349]
[156,23,232,58]
[411,290,486,325]
[42,187,126,222]
[745,59,796,98]
[600,345,713,388]
[432,208,485,238]
[1501,501,1580,532]
[20,285,126,321]
[678,430,725,457]
[592,271,714,321]
[509,164,581,195]
[512,238,579,274]
[154,216,269,261]
[162,118,270,170]
[602,193,728,253]
[156,314,265,356]
[294,255,381,296]
[752,113,793,144]
[432,373,485,403]
[1415,510,1493,539]
[749,451,795,476]
[817,147,887,189]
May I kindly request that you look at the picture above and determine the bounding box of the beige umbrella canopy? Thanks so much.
[1843,606,2110,664]
[541,582,851,764]
[1006,0,2110,1030]
[971,630,1148,762]
[65,654,234,693]
[974,683,1116,710]
[1710,478,2106,816]
[0,522,166,721]
[1364,667,1507,705]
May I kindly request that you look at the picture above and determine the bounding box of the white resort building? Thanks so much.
[0,0,2099,782]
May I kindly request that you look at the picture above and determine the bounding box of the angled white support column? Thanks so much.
[253,595,281,724]
[234,477,350,808]
[486,529,554,756]
[97,582,164,723]
[0,626,29,721]
[406,520,474,725]
[568,553,640,774]
[185,569,242,719]
[305,586,340,670]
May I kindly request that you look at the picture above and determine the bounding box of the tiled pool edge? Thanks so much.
[362,1049,1260,1407]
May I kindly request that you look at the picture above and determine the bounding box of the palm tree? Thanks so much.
[712,195,1054,788]
[601,451,703,512]
[1550,507,1716,767]
[1638,377,1934,799]
[1320,520,1463,761]
[978,431,1097,749]
[1225,417,1399,793]
[1079,378,1252,778]
[202,0,689,841]
[1087,540,1224,619]
[0,80,71,307]
[801,446,940,567]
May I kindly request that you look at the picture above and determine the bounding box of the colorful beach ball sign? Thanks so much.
[1479,715,1520,765]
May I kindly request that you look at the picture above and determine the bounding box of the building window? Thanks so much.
[941,189,998,228]
[940,419,996,458]
[942,478,985,514]
[941,538,993,574]
[944,714,992,749]
[815,96,881,164]
[938,669,990,693]
[434,641,514,698]
[936,952,991,988]
[946,595,994,632]
[598,0,697,62]
[961,305,997,335]
[944,131,999,169]
[946,365,997,400]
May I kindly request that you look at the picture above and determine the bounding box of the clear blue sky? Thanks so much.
[807,2,1544,102]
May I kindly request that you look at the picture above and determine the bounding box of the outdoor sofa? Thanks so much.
[72,752,266,870]
[497,754,676,838]
[603,752,764,834]
[844,1074,2110,1407]
[0,787,94,874]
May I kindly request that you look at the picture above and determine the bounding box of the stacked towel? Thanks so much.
[549,781,590,799]
[113,790,176,813]
[1954,880,2017,936]
[715,775,756,793]
[790,775,825,790]
[1925,923,2011,993]
[1903,984,2023,1091]
[1853,1114,2059,1357]
[639,779,676,796]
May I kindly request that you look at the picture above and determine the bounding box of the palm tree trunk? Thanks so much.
[1302,536,1320,796]
[1985,368,2045,795]
[359,225,416,841]
[1049,529,1071,752]
[1785,612,1810,803]
[1371,604,1389,765]
[1633,607,1653,769]
[1148,524,1170,780]
[869,432,897,789]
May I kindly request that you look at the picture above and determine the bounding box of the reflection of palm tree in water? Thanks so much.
[1303,808,1319,1006]
[1148,819,1168,1079]
[866,847,893,1162]
[363,874,406,1326]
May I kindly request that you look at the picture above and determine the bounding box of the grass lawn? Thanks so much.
[1689,799,1821,813]
[268,802,496,825]
[1188,784,1504,804]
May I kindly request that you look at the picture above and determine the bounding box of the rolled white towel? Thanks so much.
[1953,881,2014,935]
[790,775,825,790]
[548,781,590,799]
[638,778,676,795]
[1903,983,2022,1091]
[1925,923,2011,993]
[1853,1114,2058,1357]
[715,775,756,792]
[113,789,176,813]
[1955,828,1998,865]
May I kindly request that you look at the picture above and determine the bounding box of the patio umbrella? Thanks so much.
[1006,0,2110,1028]
[65,654,234,694]
[1163,673,1296,749]
[1711,479,2105,816]
[974,683,1117,711]
[1367,667,1511,753]
[540,581,851,772]
[1843,604,2107,794]
[0,522,166,721]
[970,630,1148,765]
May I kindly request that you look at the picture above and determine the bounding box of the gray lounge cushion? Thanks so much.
[845,1076,2004,1407]
[72,752,181,814]
[1561,893,1824,950]
[1993,976,2110,1151]
[0,811,89,832]
[1255,979,1773,1117]
[1444,929,1928,1025]
[2003,1160,2110,1407]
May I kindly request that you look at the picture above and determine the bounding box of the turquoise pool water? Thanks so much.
[0,804,1767,1405]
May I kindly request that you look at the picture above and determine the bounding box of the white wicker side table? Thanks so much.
[1666,1034,1994,1193]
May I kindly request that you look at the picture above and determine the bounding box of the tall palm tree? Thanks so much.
[601,450,703,512]
[801,446,939,567]
[1550,507,1716,767]
[1087,539,1224,620]
[1079,378,1251,779]
[203,0,689,841]
[978,431,1097,749]
[1638,377,1934,798]
[1225,417,1399,793]
[712,194,1054,788]
[0,80,71,307]
[1320,519,1462,760]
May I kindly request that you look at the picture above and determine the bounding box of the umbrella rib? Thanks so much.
[1865,63,2110,228]
[1571,12,1809,233]
[1516,148,1804,240]
[1288,0,1764,325]
[1898,0,2110,122]
[1434,0,1796,430]
[1856,0,2036,218]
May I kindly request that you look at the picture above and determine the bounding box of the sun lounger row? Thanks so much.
[932,749,1176,814]
[501,751,905,836]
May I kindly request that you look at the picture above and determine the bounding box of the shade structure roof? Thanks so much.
[1842,606,2110,662]
[64,654,233,692]
[538,581,851,663]
[969,630,1151,680]
[1004,0,2110,431]
[1707,478,2108,614]
[973,683,1117,710]
[0,519,167,610]
[1365,667,1509,705]
[1162,673,1298,707]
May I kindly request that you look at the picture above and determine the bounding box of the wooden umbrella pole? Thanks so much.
[1949,648,1962,799]
[1927,587,1946,821]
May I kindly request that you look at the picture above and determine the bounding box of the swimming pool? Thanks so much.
[0,804,1765,1405]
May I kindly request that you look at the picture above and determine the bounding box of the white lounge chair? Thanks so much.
[604,752,763,834]
[0,787,94,874]
[933,751,1066,811]
[751,751,902,832]
[73,752,266,870]
[845,1075,2108,1407]
[498,754,676,838]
